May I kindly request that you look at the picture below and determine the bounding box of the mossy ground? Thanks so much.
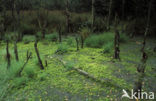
[0,36,156,101]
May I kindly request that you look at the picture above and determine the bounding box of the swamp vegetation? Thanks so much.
[0,0,156,101]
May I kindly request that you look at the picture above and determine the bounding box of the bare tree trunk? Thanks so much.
[75,37,79,51]
[114,14,120,60]
[6,40,11,69]
[134,73,144,98]
[81,36,84,49]
[14,40,19,61]
[91,0,95,32]
[134,0,152,98]
[58,25,62,43]
[107,0,113,30]
[114,30,120,60]
[18,51,32,76]
[34,41,44,70]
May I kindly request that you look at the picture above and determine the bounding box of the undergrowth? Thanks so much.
[55,43,69,54]
[85,32,129,49]
[85,32,114,48]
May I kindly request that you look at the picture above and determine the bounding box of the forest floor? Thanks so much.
[0,36,156,101]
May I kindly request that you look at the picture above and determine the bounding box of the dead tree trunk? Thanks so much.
[107,0,113,30]
[114,30,120,60]
[114,14,120,60]
[18,51,32,77]
[6,40,11,69]
[134,73,144,98]
[75,36,79,51]
[14,40,19,61]
[81,36,84,49]
[134,0,152,98]
[91,0,95,32]
[34,41,44,70]
[57,59,126,90]
[58,25,62,43]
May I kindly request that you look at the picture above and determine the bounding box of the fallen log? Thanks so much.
[57,58,128,90]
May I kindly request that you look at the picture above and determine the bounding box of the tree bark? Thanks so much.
[6,40,11,69]
[34,41,44,70]
[81,36,84,49]
[75,37,79,51]
[58,25,62,43]
[114,14,120,60]
[114,30,120,60]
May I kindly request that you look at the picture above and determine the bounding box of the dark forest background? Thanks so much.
[0,0,156,41]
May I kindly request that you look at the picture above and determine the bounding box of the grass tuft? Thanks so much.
[85,32,114,48]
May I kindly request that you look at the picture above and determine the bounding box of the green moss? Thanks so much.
[0,35,155,101]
